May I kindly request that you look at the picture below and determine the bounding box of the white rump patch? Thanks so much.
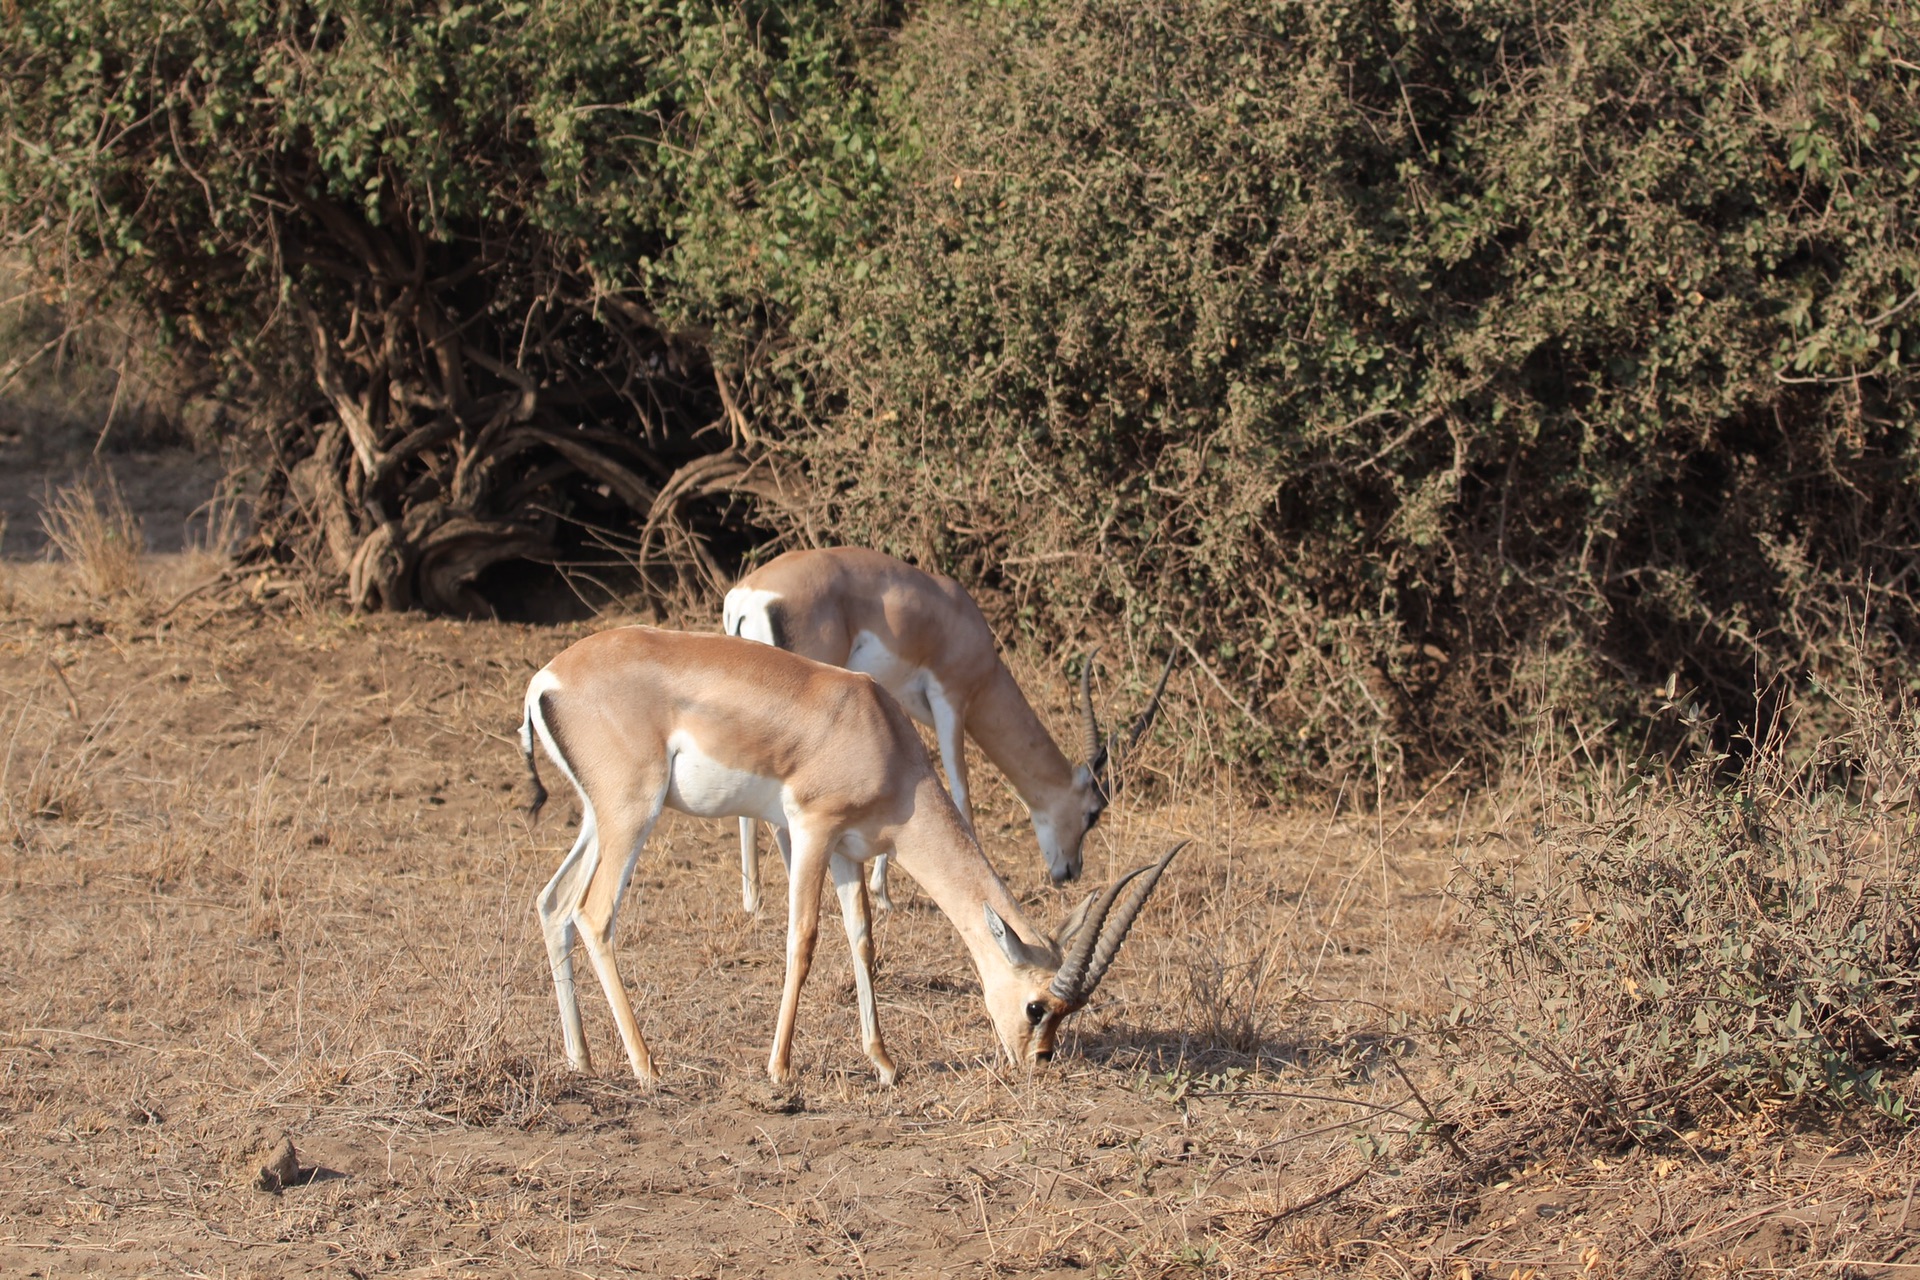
[724,587,784,645]
[524,669,578,785]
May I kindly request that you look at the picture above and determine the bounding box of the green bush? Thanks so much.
[763,0,1920,785]
[0,0,890,611]
[1463,670,1920,1124]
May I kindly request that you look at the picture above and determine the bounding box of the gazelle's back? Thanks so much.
[727,547,1001,690]
[534,626,917,816]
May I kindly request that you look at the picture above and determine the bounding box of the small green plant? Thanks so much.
[1463,666,1920,1126]
[1144,1064,1253,1105]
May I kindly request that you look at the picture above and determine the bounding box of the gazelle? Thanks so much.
[518,626,1184,1085]
[724,547,1174,913]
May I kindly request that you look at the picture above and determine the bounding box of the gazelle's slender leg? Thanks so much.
[831,850,896,1085]
[534,812,599,1071]
[573,787,668,1083]
[742,822,795,915]
[740,818,760,914]
[931,688,973,832]
[769,826,836,1083]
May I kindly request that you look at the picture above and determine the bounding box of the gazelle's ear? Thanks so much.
[1053,892,1098,954]
[983,903,1045,968]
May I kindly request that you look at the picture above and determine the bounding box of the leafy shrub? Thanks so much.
[761,0,1920,786]
[1463,669,1920,1124]
[5,0,1919,788]
[0,0,891,612]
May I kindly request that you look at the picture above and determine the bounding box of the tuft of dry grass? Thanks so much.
[38,470,146,600]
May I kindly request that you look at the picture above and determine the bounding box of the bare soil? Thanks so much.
[1,547,1917,1278]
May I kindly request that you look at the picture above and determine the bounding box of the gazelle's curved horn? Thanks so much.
[1049,841,1188,1005]
[1079,649,1105,770]
[1114,648,1177,760]
[1088,647,1178,801]
[1049,864,1149,1003]
[1076,840,1186,998]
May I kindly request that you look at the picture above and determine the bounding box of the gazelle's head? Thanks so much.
[978,843,1186,1065]
[1031,650,1177,884]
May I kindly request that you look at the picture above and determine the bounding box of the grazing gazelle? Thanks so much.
[519,626,1184,1086]
[724,547,1174,913]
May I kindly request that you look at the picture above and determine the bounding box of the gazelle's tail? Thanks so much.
[520,683,552,818]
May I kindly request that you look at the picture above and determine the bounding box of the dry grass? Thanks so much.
[0,544,1916,1276]
[36,470,146,600]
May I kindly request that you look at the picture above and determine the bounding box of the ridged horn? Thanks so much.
[1088,647,1178,801]
[1117,649,1177,760]
[1049,865,1148,1003]
[1079,648,1104,769]
[1049,841,1188,1005]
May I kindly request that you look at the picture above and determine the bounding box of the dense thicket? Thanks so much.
[3,0,1916,785]
[0,0,887,611]
[774,0,1920,784]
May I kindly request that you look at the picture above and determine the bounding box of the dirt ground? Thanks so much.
[3,520,1920,1276]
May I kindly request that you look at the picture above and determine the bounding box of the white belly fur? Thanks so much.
[846,630,938,725]
[666,730,786,823]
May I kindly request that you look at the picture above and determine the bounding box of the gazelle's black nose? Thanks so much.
[1035,1049,1055,1063]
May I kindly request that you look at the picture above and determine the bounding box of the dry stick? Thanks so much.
[1229,1107,1424,1167]
[45,661,81,722]
[91,327,135,457]
[1181,1085,1417,1120]
[155,565,244,620]
[0,325,81,399]
[971,1179,997,1262]
[1683,1189,1821,1246]
[23,1025,165,1054]
[1385,1054,1470,1162]
[1250,1165,1374,1237]
[1163,623,1259,721]
[1379,758,1465,846]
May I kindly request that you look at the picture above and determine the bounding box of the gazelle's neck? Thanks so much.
[964,664,1079,808]
[884,775,1055,969]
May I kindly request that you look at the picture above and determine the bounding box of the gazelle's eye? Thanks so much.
[1025,1001,1047,1025]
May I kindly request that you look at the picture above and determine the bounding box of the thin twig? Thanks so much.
[1386,1054,1470,1162]
[45,660,81,722]
[156,566,243,619]
[21,1025,165,1054]
[1250,1165,1373,1237]
[1165,622,1259,720]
